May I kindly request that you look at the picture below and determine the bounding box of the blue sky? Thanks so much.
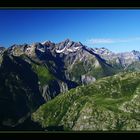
[0,10,140,52]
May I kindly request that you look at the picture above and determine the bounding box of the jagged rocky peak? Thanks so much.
[56,39,73,50]
[0,46,5,53]
[22,42,46,56]
[42,40,55,46]
[41,41,56,52]
[63,39,84,48]
[55,39,85,54]
[131,50,140,59]
[7,43,29,53]
[32,42,42,47]
[92,47,112,55]
[131,50,140,56]
[0,47,5,65]
[2,39,86,56]
[31,42,45,53]
[63,38,71,44]
[119,50,140,61]
[0,46,5,50]
[6,44,24,56]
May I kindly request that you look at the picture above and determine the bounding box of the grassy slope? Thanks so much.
[32,72,140,131]
[32,63,55,86]
[20,54,55,86]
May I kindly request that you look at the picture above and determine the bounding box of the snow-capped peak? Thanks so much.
[55,39,83,54]
[91,47,112,55]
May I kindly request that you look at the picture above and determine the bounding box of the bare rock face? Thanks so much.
[42,80,68,101]
[0,47,5,54]
[81,75,96,85]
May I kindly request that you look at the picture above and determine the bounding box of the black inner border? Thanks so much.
[0,0,140,139]
[0,0,140,7]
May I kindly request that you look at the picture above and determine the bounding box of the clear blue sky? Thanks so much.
[0,9,140,52]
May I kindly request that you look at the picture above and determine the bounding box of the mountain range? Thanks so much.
[0,39,140,131]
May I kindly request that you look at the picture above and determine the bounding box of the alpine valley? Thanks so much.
[0,39,140,131]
